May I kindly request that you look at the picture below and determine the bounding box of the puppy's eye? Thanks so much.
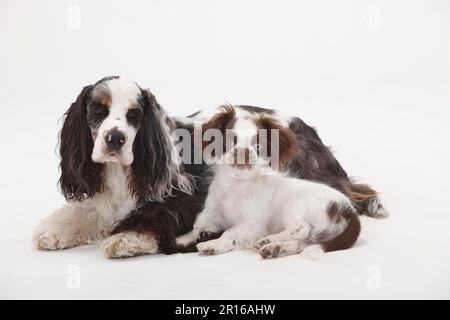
[255,144,261,150]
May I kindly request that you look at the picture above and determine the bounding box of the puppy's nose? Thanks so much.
[105,129,126,151]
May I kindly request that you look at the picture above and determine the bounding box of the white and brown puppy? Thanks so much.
[176,106,361,258]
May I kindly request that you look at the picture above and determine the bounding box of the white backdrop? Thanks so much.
[1,0,449,299]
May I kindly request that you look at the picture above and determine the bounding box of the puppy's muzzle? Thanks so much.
[232,147,254,169]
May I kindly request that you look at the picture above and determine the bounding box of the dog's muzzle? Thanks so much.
[105,128,126,152]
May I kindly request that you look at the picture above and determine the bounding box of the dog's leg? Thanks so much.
[101,231,158,259]
[196,223,264,255]
[176,193,224,249]
[33,204,110,250]
[258,240,310,259]
[254,221,311,249]
[196,199,264,255]
[176,208,222,248]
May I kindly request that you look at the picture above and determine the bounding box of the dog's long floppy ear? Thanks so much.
[129,89,193,202]
[258,114,299,166]
[59,85,104,201]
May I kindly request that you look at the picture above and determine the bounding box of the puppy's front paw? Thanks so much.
[176,232,197,248]
[196,241,218,255]
[34,231,87,250]
[254,237,272,250]
[196,239,231,256]
[102,232,158,259]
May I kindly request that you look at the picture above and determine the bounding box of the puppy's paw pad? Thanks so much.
[196,242,216,255]
[196,241,223,255]
[258,243,281,259]
[254,238,271,250]
[200,247,217,255]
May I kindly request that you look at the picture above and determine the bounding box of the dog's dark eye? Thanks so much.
[93,104,109,115]
[255,144,261,150]
[88,104,109,128]
[126,109,143,126]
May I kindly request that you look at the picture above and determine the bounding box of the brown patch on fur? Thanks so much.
[257,114,299,166]
[320,202,361,252]
[141,231,156,239]
[200,106,299,167]
[128,102,140,109]
[327,202,344,224]
[99,96,111,106]
[202,105,236,135]
[200,105,237,153]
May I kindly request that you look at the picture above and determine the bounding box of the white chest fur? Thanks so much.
[94,163,136,221]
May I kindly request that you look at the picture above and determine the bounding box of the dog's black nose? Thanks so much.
[105,129,126,151]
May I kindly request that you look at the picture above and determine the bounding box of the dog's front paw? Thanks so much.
[34,231,88,250]
[102,232,158,259]
[258,243,282,259]
[176,232,197,248]
[254,237,272,250]
[196,239,231,256]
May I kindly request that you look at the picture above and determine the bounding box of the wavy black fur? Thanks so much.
[59,85,105,201]
[128,89,176,202]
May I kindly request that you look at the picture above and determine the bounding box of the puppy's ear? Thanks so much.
[258,114,299,166]
[59,85,104,201]
[200,105,236,151]
[130,89,193,202]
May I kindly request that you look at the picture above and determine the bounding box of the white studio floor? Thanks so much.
[1,81,449,299]
[1,215,449,300]
[1,0,449,300]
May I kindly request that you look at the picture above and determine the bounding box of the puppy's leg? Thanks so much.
[197,223,263,255]
[102,231,158,259]
[258,240,309,259]
[33,205,110,250]
[176,211,222,247]
[254,220,310,249]
[176,197,223,249]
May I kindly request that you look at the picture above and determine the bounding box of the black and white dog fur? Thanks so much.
[33,76,192,257]
[33,76,387,259]
[176,106,360,258]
